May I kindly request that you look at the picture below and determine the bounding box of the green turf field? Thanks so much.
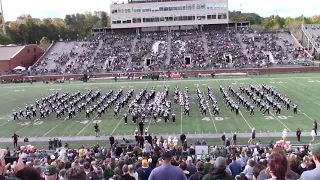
[0,73,320,139]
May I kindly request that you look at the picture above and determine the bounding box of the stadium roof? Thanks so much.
[0,46,24,61]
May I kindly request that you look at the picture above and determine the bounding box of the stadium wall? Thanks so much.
[1,66,320,82]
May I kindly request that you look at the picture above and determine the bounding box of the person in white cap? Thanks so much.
[167,136,172,146]
[163,140,168,149]
[282,129,287,142]
[173,137,178,147]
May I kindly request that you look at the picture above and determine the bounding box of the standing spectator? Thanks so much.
[136,159,152,180]
[148,151,188,180]
[204,156,213,174]
[221,133,226,146]
[110,136,115,147]
[180,133,186,145]
[229,156,242,177]
[188,161,205,180]
[232,133,237,145]
[12,133,19,148]
[296,128,301,142]
[143,140,152,157]
[202,157,234,180]
[24,137,29,145]
[119,165,135,180]
[301,143,320,179]
[314,121,318,136]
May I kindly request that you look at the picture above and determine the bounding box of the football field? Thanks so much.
[0,73,320,141]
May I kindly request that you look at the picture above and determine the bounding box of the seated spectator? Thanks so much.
[179,162,190,178]
[148,151,188,180]
[203,156,212,174]
[44,165,57,180]
[186,156,197,175]
[136,159,151,180]
[298,156,311,175]
[202,156,234,180]
[301,143,320,180]
[119,165,135,180]
[229,155,242,177]
[243,159,254,180]
[252,164,264,180]
[188,161,205,180]
[128,164,138,179]
[266,151,290,180]
[65,167,87,180]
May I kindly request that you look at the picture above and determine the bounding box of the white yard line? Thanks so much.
[180,81,184,134]
[16,125,31,133]
[110,117,124,136]
[269,78,320,107]
[109,82,137,136]
[2,76,320,89]
[287,78,320,94]
[43,117,68,136]
[227,79,253,130]
[0,121,10,127]
[264,78,320,125]
[250,78,292,131]
[77,114,99,136]
[198,80,218,133]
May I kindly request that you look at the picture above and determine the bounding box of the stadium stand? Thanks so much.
[29,29,313,75]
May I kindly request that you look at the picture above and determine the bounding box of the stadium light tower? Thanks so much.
[0,0,6,35]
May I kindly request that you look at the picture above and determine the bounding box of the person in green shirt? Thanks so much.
[204,156,213,174]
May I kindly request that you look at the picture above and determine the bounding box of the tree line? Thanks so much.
[0,11,110,47]
[1,11,320,46]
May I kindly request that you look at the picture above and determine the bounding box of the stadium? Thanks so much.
[1,0,320,180]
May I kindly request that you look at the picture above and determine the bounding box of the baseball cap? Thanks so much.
[50,155,56,160]
[86,171,98,180]
[187,156,193,162]
[161,151,173,160]
[215,157,226,167]
[44,165,57,176]
[309,143,320,155]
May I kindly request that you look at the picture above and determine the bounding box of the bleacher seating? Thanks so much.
[29,29,313,75]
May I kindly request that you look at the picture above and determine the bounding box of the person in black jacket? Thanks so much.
[109,136,115,146]
[296,128,301,142]
[180,133,186,145]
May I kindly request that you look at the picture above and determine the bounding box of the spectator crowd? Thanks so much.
[27,28,312,76]
[1,134,320,180]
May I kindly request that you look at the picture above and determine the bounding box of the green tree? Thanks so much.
[0,33,13,45]
[40,36,51,49]
[100,11,108,27]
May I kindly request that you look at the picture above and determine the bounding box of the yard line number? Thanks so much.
[264,115,292,120]
[17,121,43,126]
[202,117,226,121]
[80,120,102,124]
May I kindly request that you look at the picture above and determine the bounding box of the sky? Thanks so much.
[1,0,319,21]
